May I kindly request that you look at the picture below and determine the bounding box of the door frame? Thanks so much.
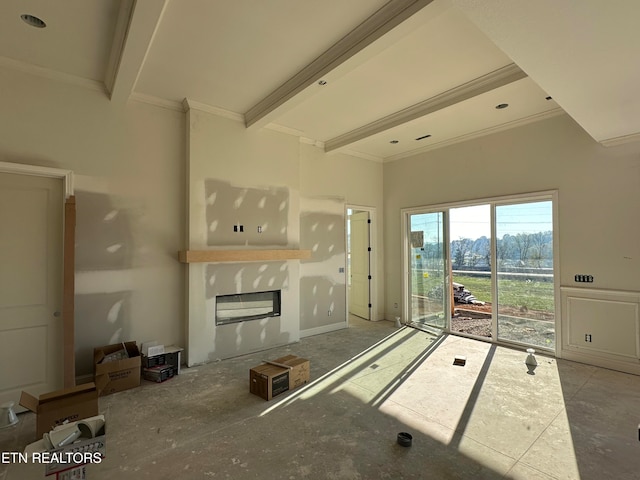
[401,190,561,356]
[0,161,76,385]
[346,204,377,323]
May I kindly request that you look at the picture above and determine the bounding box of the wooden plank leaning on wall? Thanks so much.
[63,195,76,387]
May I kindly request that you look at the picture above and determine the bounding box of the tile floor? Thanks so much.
[2,317,639,479]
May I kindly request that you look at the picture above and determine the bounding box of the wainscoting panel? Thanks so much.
[561,287,640,374]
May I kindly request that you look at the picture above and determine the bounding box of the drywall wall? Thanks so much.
[383,113,640,322]
[299,143,385,320]
[185,106,301,365]
[0,67,185,377]
[299,197,347,335]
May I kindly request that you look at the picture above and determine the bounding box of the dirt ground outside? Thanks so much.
[450,302,555,348]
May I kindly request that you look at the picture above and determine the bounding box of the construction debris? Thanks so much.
[453,282,485,305]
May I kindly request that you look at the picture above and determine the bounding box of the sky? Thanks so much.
[412,201,553,242]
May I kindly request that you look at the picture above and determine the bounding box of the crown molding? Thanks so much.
[182,98,244,122]
[264,123,306,138]
[338,149,383,163]
[384,107,565,162]
[0,56,107,94]
[599,131,640,147]
[129,92,184,112]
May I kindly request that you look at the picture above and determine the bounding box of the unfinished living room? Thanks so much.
[1,1,640,479]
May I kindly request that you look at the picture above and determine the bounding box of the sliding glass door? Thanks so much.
[408,212,448,330]
[404,193,557,351]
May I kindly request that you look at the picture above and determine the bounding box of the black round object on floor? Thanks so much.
[397,431,412,447]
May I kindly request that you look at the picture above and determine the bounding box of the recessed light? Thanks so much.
[495,103,509,109]
[317,80,327,86]
[415,134,432,141]
[389,140,399,144]
[21,14,46,28]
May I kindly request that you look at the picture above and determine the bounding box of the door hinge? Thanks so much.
[368,247,372,252]
[367,218,371,224]
[368,303,372,308]
[368,275,372,280]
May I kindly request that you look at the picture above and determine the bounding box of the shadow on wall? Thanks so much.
[204,179,289,246]
[210,318,291,362]
[205,262,291,361]
[74,190,134,376]
[300,276,346,331]
[75,190,134,270]
[300,211,345,263]
[204,263,289,300]
[74,291,131,377]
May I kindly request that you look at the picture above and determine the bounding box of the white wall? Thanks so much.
[185,108,386,363]
[0,67,385,374]
[299,144,385,320]
[185,106,302,365]
[0,67,185,376]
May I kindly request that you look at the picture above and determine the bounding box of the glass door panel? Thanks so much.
[495,201,555,349]
[408,212,447,330]
[449,204,492,339]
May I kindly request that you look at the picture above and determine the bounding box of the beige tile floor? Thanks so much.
[2,317,640,479]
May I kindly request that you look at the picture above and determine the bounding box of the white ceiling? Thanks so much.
[1,0,638,161]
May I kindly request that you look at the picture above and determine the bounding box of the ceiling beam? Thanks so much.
[107,0,168,106]
[244,0,435,129]
[324,63,527,153]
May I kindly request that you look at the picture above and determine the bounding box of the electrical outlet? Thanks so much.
[239,225,244,232]
[575,274,594,283]
[233,225,238,232]
[339,267,344,273]
[257,226,262,233]
[585,334,592,342]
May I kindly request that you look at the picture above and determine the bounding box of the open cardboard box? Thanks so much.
[19,383,99,439]
[94,341,141,396]
[24,414,106,477]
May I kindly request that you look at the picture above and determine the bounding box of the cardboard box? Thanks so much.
[249,355,310,400]
[24,414,106,477]
[94,341,141,396]
[19,383,99,439]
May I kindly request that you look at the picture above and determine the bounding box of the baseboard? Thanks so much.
[300,322,347,338]
[561,350,640,376]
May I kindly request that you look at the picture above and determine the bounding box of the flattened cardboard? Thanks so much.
[19,383,99,439]
[94,341,141,396]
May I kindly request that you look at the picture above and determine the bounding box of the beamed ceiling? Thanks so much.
[2,0,639,161]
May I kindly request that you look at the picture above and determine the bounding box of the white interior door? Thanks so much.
[0,172,64,407]
[349,211,370,319]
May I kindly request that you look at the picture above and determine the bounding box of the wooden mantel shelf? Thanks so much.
[178,249,312,263]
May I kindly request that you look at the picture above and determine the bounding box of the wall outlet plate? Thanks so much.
[575,274,594,283]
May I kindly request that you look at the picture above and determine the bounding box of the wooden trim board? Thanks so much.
[179,249,312,263]
[63,195,76,387]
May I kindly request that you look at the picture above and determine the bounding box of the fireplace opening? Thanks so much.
[215,290,281,326]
